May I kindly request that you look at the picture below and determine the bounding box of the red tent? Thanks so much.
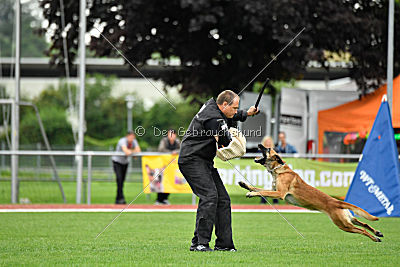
[318,75,400,153]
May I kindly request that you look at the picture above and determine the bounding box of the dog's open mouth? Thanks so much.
[254,144,268,165]
[254,155,266,164]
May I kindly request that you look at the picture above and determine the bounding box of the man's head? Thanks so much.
[127,130,136,143]
[278,131,287,145]
[216,90,239,118]
[167,129,177,143]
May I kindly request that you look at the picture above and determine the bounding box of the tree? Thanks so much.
[40,0,399,98]
[139,97,201,147]
[0,0,48,57]
[18,74,134,146]
[14,73,199,149]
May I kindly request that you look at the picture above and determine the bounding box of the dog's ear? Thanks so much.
[273,155,285,165]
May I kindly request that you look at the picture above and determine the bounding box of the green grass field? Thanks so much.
[0,212,399,266]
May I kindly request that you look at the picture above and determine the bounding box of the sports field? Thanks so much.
[1,212,399,266]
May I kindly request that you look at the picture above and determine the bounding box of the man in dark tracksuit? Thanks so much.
[178,90,258,252]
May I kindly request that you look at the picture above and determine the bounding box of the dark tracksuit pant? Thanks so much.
[157,193,170,202]
[178,157,234,248]
[113,161,128,201]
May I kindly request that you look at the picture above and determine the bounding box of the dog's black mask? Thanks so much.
[254,144,285,166]
[254,144,269,165]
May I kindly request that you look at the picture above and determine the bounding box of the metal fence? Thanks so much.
[0,149,167,204]
[0,144,141,182]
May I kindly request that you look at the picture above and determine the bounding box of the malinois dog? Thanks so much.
[239,144,383,242]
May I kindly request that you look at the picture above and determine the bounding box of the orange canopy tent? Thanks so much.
[318,75,400,154]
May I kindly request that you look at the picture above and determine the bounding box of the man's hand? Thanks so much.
[247,106,259,116]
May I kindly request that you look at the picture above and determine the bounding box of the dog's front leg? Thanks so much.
[239,181,265,192]
[246,190,283,199]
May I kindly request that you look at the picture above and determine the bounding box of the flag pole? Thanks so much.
[386,0,394,114]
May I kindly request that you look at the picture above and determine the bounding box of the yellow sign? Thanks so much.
[142,154,192,193]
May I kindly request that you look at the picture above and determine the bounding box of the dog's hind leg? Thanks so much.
[329,210,381,242]
[339,224,381,242]
[351,217,383,237]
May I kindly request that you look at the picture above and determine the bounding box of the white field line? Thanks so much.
[0,208,319,213]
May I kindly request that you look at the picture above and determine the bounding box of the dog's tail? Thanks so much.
[338,201,379,221]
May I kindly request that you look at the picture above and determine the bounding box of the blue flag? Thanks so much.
[345,100,400,217]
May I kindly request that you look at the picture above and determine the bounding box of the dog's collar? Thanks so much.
[268,163,286,173]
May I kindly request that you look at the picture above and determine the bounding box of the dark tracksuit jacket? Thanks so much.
[178,98,248,248]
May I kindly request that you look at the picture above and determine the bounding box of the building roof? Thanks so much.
[0,57,350,80]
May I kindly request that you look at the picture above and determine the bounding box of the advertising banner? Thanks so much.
[214,157,357,196]
[142,155,357,196]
